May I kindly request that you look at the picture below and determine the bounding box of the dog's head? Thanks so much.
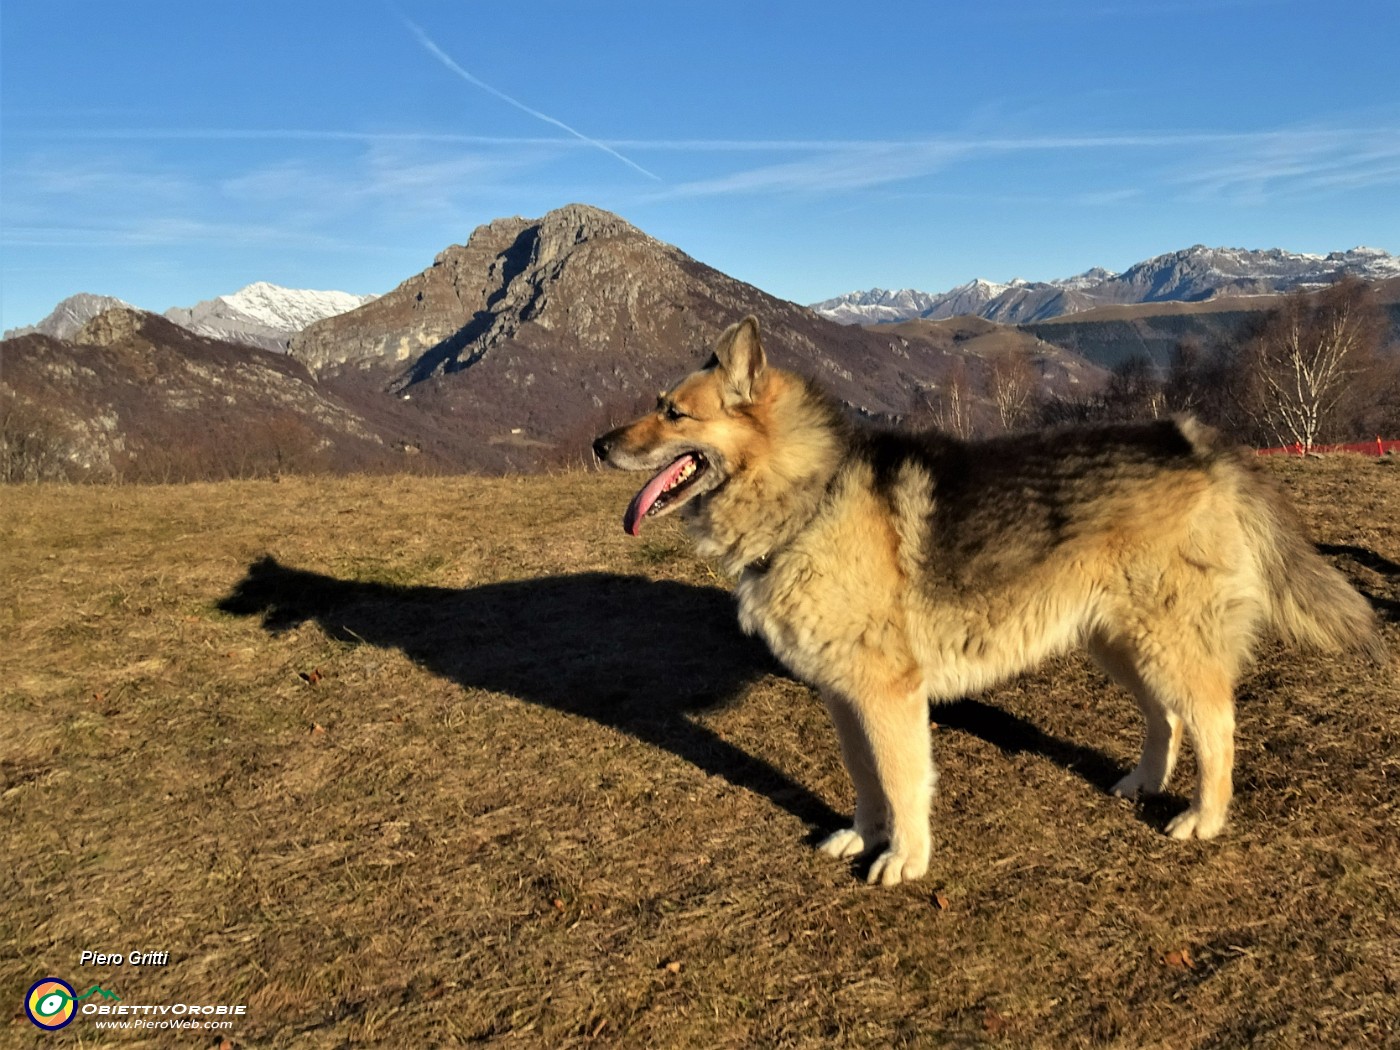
[593,316,771,536]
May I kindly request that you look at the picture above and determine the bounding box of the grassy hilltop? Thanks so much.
[2,459,1398,1048]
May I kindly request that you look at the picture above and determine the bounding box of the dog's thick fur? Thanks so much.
[594,317,1386,885]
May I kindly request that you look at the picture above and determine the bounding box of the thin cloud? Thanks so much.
[27,126,1388,156]
[637,127,1400,202]
[26,127,581,146]
[641,143,971,201]
[629,133,1229,202]
[1173,129,1400,201]
[399,17,661,182]
[1,218,370,251]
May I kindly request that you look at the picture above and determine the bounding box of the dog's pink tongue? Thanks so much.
[623,455,692,536]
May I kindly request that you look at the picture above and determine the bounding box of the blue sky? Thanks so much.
[3,0,1399,329]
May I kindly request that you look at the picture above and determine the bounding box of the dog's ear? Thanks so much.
[711,316,767,404]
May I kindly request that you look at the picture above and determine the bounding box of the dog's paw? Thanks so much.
[865,846,930,886]
[1111,767,1162,799]
[817,827,877,859]
[1165,807,1226,841]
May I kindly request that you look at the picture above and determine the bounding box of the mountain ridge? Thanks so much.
[6,284,376,352]
[1,307,410,481]
[812,244,1400,325]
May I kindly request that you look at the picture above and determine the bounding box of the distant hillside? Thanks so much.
[0,308,416,481]
[877,315,1107,386]
[1020,310,1258,372]
[1020,287,1400,373]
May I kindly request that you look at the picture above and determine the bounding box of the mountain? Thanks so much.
[164,282,377,352]
[8,284,376,353]
[812,245,1400,325]
[811,279,1016,325]
[0,307,418,481]
[808,287,951,325]
[290,203,1096,471]
[3,293,133,341]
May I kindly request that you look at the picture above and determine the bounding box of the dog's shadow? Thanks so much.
[218,557,1137,839]
[218,557,842,829]
[936,699,1125,793]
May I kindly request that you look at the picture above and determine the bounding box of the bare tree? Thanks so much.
[1103,354,1167,421]
[988,351,1038,431]
[1236,276,1386,450]
[923,359,975,438]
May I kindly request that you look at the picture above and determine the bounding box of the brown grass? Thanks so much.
[2,458,1398,1048]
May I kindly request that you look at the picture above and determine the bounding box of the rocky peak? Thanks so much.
[74,306,155,347]
[444,203,640,269]
[4,293,133,341]
[289,204,663,377]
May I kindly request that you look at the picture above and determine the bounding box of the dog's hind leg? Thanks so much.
[817,693,890,860]
[1090,635,1183,798]
[1162,661,1235,840]
[1094,631,1236,839]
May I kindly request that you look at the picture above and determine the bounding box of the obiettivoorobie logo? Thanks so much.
[24,979,121,1030]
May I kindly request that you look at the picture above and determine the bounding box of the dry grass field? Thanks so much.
[2,456,1398,1048]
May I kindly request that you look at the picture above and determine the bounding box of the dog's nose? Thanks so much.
[592,435,612,463]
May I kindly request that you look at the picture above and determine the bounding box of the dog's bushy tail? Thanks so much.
[1239,463,1387,666]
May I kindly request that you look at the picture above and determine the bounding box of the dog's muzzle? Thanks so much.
[593,430,625,465]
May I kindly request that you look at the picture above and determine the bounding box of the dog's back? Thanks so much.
[853,415,1381,670]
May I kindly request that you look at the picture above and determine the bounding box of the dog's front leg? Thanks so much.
[817,692,890,859]
[818,687,935,885]
[859,688,935,885]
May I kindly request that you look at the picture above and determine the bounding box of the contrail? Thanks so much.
[400,17,660,181]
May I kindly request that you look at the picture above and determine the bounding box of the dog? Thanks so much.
[593,316,1385,885]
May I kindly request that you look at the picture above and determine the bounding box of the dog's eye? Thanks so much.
[663,404,687,422]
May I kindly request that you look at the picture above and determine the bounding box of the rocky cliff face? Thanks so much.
[291,204,673,375]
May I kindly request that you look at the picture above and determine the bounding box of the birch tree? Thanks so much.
[932,359,975,438]
[1239,276,1385,450]
[988,352,1038,431]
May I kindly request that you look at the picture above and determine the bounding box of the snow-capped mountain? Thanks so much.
[7,283,378,352]
[808,287,947,325]
[1054,267,1118,291]
[812,245,1400,325]
[164,282,377,352]
[3,293,133,341]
